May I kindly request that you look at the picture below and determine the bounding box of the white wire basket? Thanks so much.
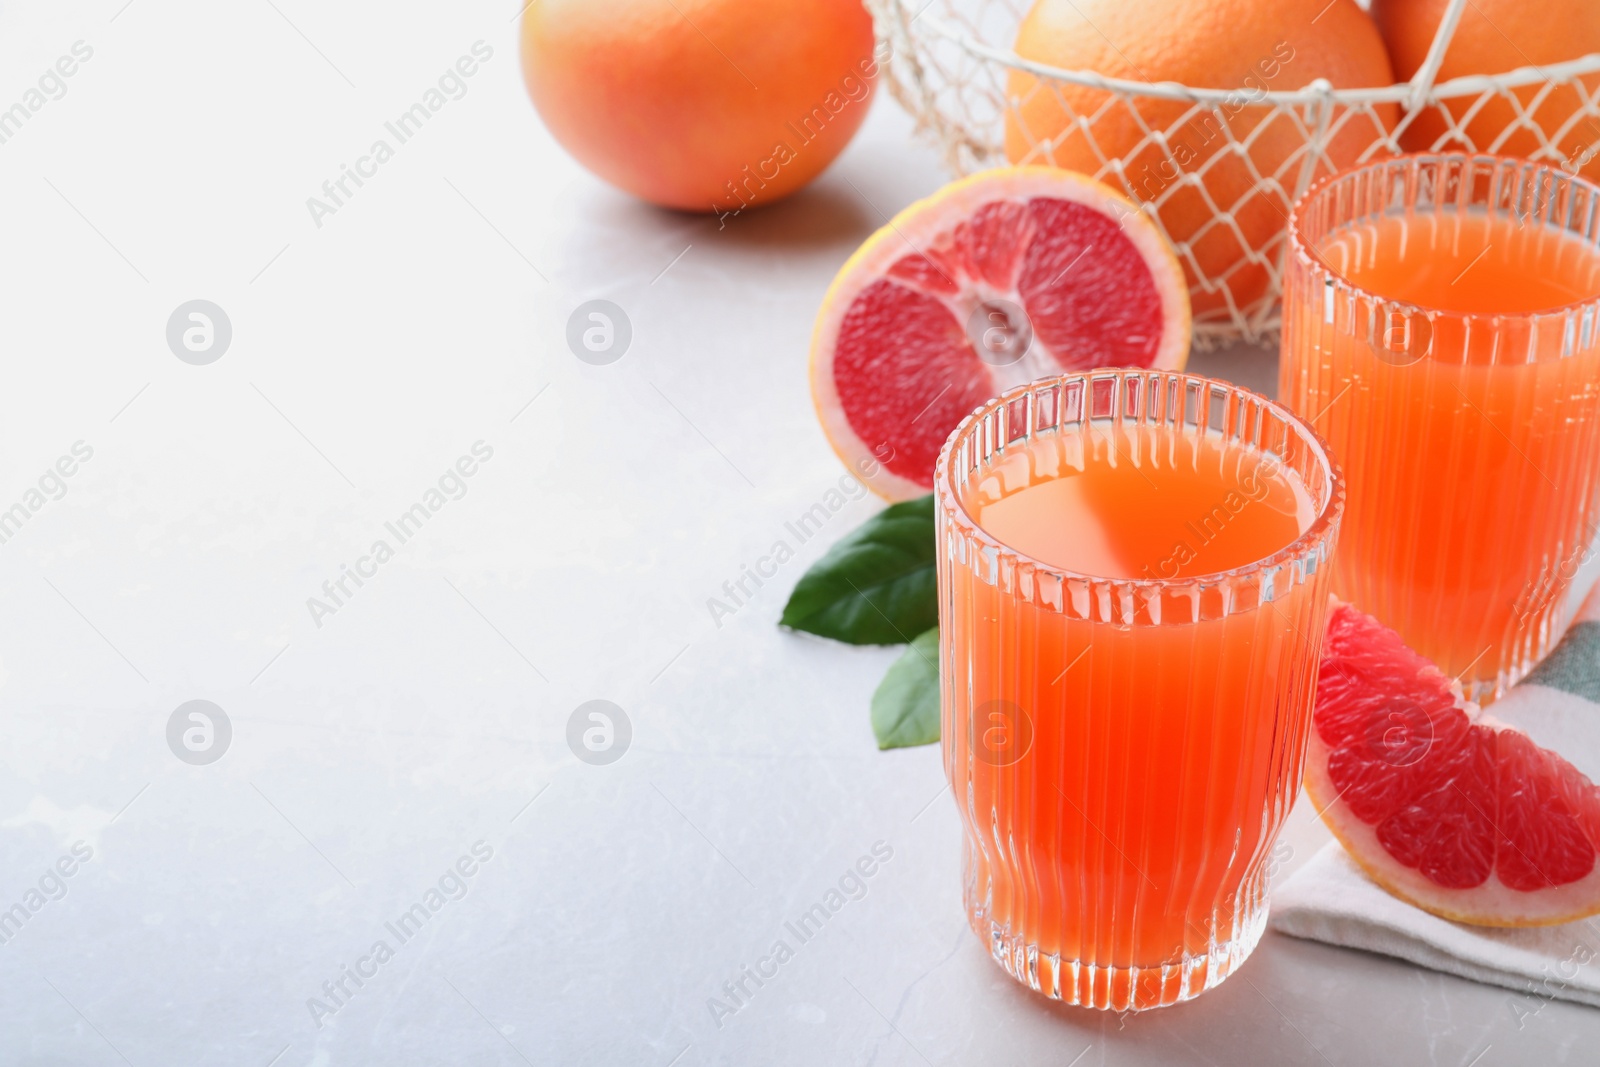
[866,0,1600,345]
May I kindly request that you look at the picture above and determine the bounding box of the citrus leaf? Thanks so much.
[871,627,941,750]
[780,494,937,645]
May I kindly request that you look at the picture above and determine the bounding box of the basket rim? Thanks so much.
[886,0,1600,108]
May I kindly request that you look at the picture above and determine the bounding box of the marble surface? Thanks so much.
[0,1,1596,1064]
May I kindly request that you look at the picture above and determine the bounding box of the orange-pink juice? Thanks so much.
[938,373,1341,1009]
[1283,163,1600,699]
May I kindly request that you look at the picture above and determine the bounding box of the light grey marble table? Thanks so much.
[0,2,1595,1064]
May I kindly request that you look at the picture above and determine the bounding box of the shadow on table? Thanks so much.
[701,182,880,252]
[578,179,874,248]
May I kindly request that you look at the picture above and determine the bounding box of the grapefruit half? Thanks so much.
[810,167,1190,500]
[1306,601,1600,927]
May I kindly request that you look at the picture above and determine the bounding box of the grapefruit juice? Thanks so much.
[1283,154,1600,700]
[937,372,1342,1010]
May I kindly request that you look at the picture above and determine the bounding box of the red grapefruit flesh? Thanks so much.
[811,167,1190,500]
[1306,601,1600,926]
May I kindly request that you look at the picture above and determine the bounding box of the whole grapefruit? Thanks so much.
[521,0,880,213]
[1371,0,1600,179]
[1004,0,1396,321]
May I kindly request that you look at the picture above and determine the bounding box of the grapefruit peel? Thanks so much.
[1306,601,1600,928]
[810,166,1190,501]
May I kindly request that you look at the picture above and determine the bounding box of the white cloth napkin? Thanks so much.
[1270,586,1600,1009]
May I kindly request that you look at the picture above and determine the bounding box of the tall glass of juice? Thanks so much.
[1282,153,1600,701]
[937,370,1343,1011]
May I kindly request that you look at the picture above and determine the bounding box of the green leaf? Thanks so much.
[871,627,941,750]
[780,494,937,645]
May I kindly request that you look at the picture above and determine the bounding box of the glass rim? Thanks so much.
[934,369,1345,594]
[1287,151,1600,329]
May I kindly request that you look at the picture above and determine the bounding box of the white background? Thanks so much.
[0,1,1596,1064]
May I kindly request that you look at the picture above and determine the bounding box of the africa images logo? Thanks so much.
[306,442,495,628]
[305,42,494,228]
[306,841,495,1029]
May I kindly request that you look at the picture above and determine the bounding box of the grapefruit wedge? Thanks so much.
[811,167,1190,500]
[1306,601,1600,927]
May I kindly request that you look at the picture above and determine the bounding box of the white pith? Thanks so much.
[1305,729,1600,927]
[810,167,1191,502]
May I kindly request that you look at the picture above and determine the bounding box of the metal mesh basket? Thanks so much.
[866,0,1600,344]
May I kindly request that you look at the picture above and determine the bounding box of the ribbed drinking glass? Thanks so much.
[936,370,1343,1010]
[1282,153,1600,702]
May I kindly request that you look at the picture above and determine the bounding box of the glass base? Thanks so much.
[968,890,1271,1011]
